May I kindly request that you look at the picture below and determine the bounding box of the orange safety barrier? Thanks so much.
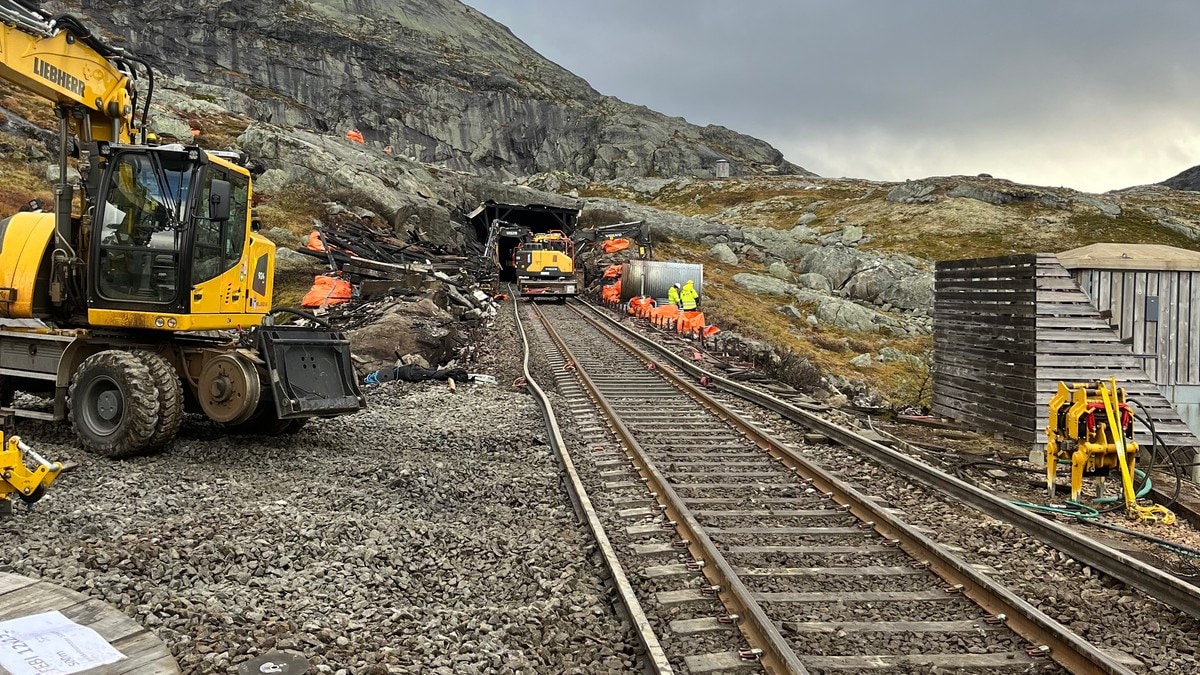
[346,128,365,144]
[677,311,706,337]
[602,238,631,254]
[651,304,681,329]
[627,296,656,317]
[301,274,353,308]
[602,264,622,279]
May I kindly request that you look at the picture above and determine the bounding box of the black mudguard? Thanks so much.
[255,325,366,418]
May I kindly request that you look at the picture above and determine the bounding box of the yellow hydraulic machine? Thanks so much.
[1045,378,1174,523]
[0,4,364,457]
[0,423,62,514]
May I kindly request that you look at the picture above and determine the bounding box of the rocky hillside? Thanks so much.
[49,0,803,180]
[1160,164,1200,192]
[549,173,1200,407]
[6,3,1200,410]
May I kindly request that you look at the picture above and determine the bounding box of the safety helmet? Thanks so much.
[673,282,680,288]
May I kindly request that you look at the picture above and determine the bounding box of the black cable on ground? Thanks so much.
[270,307,333,329]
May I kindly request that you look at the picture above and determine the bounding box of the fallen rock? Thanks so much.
[850,353,873,368]
[841,225,864,245]
[709,243,739,265]
[768,261,791,279]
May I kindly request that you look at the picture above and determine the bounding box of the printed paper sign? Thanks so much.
[0,610,125,675]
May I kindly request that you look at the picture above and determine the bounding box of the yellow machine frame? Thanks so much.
[1046,378,1173,523]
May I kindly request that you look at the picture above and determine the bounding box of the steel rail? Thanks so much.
[565,301,1135,675]
[512,299,675,674]
[531,303,810,675]
[574,298,1200,621]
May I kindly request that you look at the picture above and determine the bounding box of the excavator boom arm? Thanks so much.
[0,10,136,143]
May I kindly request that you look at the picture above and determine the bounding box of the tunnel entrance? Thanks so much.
[467,201,579,282]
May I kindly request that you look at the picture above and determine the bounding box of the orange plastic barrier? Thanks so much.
[601,279,623,305]
[651,304,680,329]
[628,296,656,316]
[346,128,365,144]
[301,275,353,308]
[678,311,706,336]
[602,264,622,279]
[306,231,327,252]
[602,238,631,254]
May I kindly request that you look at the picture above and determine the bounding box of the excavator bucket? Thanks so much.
[256,325,366,418]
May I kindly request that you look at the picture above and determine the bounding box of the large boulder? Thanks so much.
[815,298,878,333]
[844,259,933,310]
[797,246,862,289]
[346,312,458,376]
[709,243,739,265]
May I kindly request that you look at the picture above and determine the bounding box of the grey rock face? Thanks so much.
[65,0,808,180]
[886,181,937,204]
[841,225,864,245]
[1076,195,1122,217]
[732,274,795,297]
[798,247,860,288]
[795,272,832,293]
[844,259,933,311]
[274,247,317,274]
[768,261,791,279]
[709,243,739,265]
[816,298,878,333]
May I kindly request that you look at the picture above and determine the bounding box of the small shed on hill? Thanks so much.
[932,251,1200,478]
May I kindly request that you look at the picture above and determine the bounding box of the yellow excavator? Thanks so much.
[0,4,365,457]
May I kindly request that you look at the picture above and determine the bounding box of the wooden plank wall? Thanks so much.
[933,255,1040,443]
[934,253,1200,457]
[1073,267,1200,386]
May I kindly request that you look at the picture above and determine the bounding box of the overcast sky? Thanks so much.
[464,0,1200,193]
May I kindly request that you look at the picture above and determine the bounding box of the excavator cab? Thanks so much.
[88,146,274,329]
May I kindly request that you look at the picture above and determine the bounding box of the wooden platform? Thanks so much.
[0,572,179,674]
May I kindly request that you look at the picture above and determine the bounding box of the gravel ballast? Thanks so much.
[0,309,643,673]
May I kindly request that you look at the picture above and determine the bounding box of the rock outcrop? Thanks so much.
[56,0,808,180]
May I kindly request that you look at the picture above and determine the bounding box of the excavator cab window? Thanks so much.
[191,167,248,286]
[96,152,195,304]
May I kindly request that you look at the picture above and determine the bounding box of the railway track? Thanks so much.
[516,298,1135,674]
[571,297,1200,625]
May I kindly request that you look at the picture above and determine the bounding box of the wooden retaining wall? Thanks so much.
[934,254,1200,456]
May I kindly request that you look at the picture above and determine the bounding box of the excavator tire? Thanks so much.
[132,350,184,452]
[68,351,160,459]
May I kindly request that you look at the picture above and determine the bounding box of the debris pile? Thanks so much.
[290,218,501,381]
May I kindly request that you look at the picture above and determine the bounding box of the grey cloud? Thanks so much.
[466,0,1200,190]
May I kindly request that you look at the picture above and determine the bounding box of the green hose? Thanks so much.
[1009,500,1101,519]
[1093,469,1151,504]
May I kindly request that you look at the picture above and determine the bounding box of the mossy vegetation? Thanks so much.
[254,183,326,237]
[0,158,52,215]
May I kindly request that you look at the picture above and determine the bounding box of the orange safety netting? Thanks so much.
[602,264,623,279]
[346,128,365,144]
[602,238,631,254]
[301,275,353,308]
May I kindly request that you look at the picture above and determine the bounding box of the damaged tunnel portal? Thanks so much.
[468,201,579,282]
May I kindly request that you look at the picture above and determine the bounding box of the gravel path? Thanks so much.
[0,309,642,673]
